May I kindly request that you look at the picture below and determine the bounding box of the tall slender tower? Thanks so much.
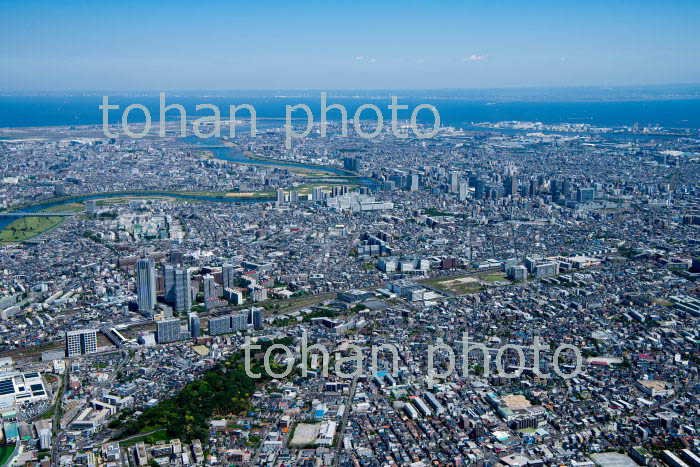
[136,258,156,312]
[222,263,235,290]
[174,267,192,313]
[164,264,176,304]
[188,312,201,338]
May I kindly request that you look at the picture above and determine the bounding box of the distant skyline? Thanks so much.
[1,0,699,91]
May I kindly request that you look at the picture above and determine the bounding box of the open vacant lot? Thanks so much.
[422,275,481,295]
[422,272,510,295]
[289,423,320,447]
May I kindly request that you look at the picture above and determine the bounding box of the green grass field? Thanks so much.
[0,216,65,244]
[0,202,84,245]
[0,444,16,465]
[44,202,85,213]
[479,272,507,282]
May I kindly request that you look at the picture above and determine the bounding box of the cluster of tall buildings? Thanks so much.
[163,264,192,313]
[276,188,300,206]
[155,312,202,344]
[208,308,262,336]
[383,170,420,192]
[343,156,360,172]
[438,170,599,205]
[136,258,193,316]
[154,307,261,343]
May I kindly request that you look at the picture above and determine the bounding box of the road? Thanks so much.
[108,428,164,445]
[50,350,130,466]
[50,365,70,466]
[333,377,358,467]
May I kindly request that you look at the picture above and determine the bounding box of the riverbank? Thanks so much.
[0,183,357,244]
[200,138,371,182]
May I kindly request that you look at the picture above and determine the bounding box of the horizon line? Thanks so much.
[2,82,700,95]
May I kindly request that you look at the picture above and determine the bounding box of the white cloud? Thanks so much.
[369,58,377,63]
[463,54,486,62]
[355,56,365,61]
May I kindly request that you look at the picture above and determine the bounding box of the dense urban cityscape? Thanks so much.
[0,113,698,467]
[2,0,700,464]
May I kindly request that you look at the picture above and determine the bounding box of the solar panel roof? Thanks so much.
[0,380,15,396]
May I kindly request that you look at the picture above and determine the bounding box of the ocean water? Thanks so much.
[0,95,699,129]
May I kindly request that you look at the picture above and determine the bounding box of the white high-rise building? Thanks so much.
[231,313,247,331]
[65,329,98,357]
[203,274,216,301]
[157,318,182,344]
[409,174,419,192]
[136,258,156,313]
[38,427,51,450]
[458,182,468,201]
[449,171,460,193]
[276,188,285,206]
[225,288,244,305]
[252,287,267,303]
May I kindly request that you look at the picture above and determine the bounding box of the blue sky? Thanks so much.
[1,0,699,90]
